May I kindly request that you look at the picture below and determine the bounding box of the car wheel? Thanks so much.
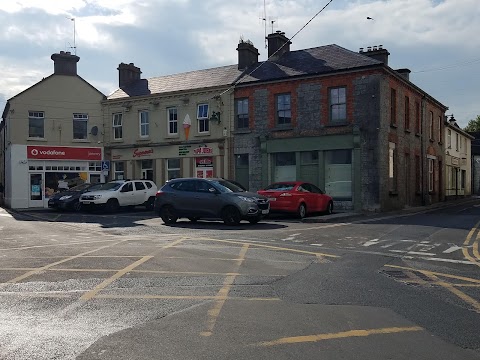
[222,206,241,225]
[145,197,155,211]
[297,203,307,219]
[325,201,333,215]
[72,201,82,212]
[105,199,119,213]
[248,217,261,224]
[188,217,199,223]
[160,205,178,224]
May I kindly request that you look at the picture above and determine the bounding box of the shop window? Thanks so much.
[329,87,347,124]
[274,152,296,182]
[44,172,87,198]
[197,104,209,133]
[301,151,318,164]
[141,159,153,180]
[89,162,101,171]
[114,161,125,180]
[167,107,178,135]
[167,158,181,180]
[325,149,352,200]
[235,98,249,129]
[276,94,291,126]
[113,113,123,140]
[29,111,45,138]
[73,113,88,140]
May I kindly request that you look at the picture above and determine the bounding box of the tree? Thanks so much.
[464,115,480,132]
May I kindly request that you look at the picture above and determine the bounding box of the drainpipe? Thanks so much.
[421,96,426,206]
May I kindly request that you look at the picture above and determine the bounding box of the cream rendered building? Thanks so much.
[0,52,106,209]
[102,56,253,186]
[444,115,474,199]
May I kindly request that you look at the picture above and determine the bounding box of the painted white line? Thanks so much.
[389,250,436,256]
[421,257,476,265]
[443,245,464,254]
[362,239,380,247]
[311,244,323,247]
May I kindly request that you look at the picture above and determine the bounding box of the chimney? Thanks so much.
[117,62,142,88]
[237,39,259,70]
[266,30,291,60]
[396,68,411,81]
[360,45,390,65]
[51,51,80,76]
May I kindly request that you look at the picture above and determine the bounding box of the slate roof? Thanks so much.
[107,44,383,100]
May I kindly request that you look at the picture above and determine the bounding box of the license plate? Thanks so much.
[269,198,276,201]
[261,209,269,214]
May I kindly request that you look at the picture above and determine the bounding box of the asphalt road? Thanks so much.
[0,201,479,360]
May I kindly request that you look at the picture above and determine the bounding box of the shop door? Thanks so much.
[29,173,44,208]
[196,168,213,178]
[89,174,101,184]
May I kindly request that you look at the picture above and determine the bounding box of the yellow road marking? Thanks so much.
[463,220,480,266]
[0,239,120,251]
[95,294,280,301]
[203,238,338,258]
[404,270,428,285]
[424,273,480,313]
[79,238,185,301]
[0,242,126,287]
[385,265,480,284]
[474,232,480,261]
[201,244,249,337]
[256,326,423,347]
[80,256,153,301]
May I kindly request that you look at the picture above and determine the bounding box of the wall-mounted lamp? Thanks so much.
[210,111,221,124]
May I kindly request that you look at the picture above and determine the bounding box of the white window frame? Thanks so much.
[114,161,125,180]
[113,113,123,140]
[455,133,459,151]
[73,113,88,140]
[447,129,451,148]
[167,107,178,135]
[28,111,45,138]
[167,158,181,180]
[139,110,149,138]
[329,87,347,124]
[197,104,209,134]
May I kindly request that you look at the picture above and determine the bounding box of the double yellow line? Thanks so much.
[463,220,480,267]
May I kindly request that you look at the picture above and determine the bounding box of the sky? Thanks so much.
[0,0,479,128]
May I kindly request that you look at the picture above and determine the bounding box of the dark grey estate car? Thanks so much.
[154,178,270,225]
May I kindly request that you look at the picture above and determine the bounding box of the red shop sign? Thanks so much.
[193,146,213,155]
[196,157,213,167]
[27,146,102,160]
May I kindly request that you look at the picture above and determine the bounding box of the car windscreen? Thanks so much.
[100,182,123,191]
[68,183,92,192]
[211,180,245,193]
[264,183,295,191]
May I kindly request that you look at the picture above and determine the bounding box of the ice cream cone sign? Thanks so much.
[183,114,191,140]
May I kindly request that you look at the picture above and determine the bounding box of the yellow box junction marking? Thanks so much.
[200,244,249,337]
[463,220,480,267]
[256,326,423,347]
[385,264,480,313]
[80,238,186,301]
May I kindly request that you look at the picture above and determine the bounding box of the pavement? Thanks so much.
[3,196,480,225]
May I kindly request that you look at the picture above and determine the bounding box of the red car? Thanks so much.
[257,181,333,218]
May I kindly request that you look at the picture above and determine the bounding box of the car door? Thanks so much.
[133,181,147,205]
[170,180,197,216]
[117,182,135,206]
[193,180,221,218]
[309,183,327,211]
[298,183,315,213]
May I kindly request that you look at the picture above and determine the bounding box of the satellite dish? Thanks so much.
[91,126,98,136]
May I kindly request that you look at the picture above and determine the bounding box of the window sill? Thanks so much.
[27,137,47,141]
[166,134,179,139]
[390,123,397,129]
[325,122,348,127]
[415,133,421,137]
[194,133,210,137]
[72,139,90,143]
[111,139,124,143]
[405,129,411,134]
[389,190,399,197]
[137,137,150,141]
[233,129,252,134]
[272,126,293,132]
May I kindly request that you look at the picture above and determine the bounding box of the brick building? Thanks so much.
[232,31,447,211]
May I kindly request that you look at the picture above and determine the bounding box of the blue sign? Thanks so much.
[101,160,110,171]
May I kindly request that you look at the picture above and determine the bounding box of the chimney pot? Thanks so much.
[267,30,292,60]
[237,40,259,70]
[117,62,142,88]
[51,51,80,76]
[359,47,364,52]
[367,46,372,51]
[379,44,383,49]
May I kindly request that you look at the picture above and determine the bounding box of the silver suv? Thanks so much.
[80,179,157,212]
[154,178,270,225]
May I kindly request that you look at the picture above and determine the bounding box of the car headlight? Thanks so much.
[59,195,72,201]
[237,196,255,203]
[93,195,103,199]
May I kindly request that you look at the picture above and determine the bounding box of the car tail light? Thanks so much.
[279,193,292,197]
[155,190,164,198]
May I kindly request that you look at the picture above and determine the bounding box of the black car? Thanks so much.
[155,178,269,225]
[48,183,104,212]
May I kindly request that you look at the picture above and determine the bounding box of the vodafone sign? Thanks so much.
[27,146,102,160]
